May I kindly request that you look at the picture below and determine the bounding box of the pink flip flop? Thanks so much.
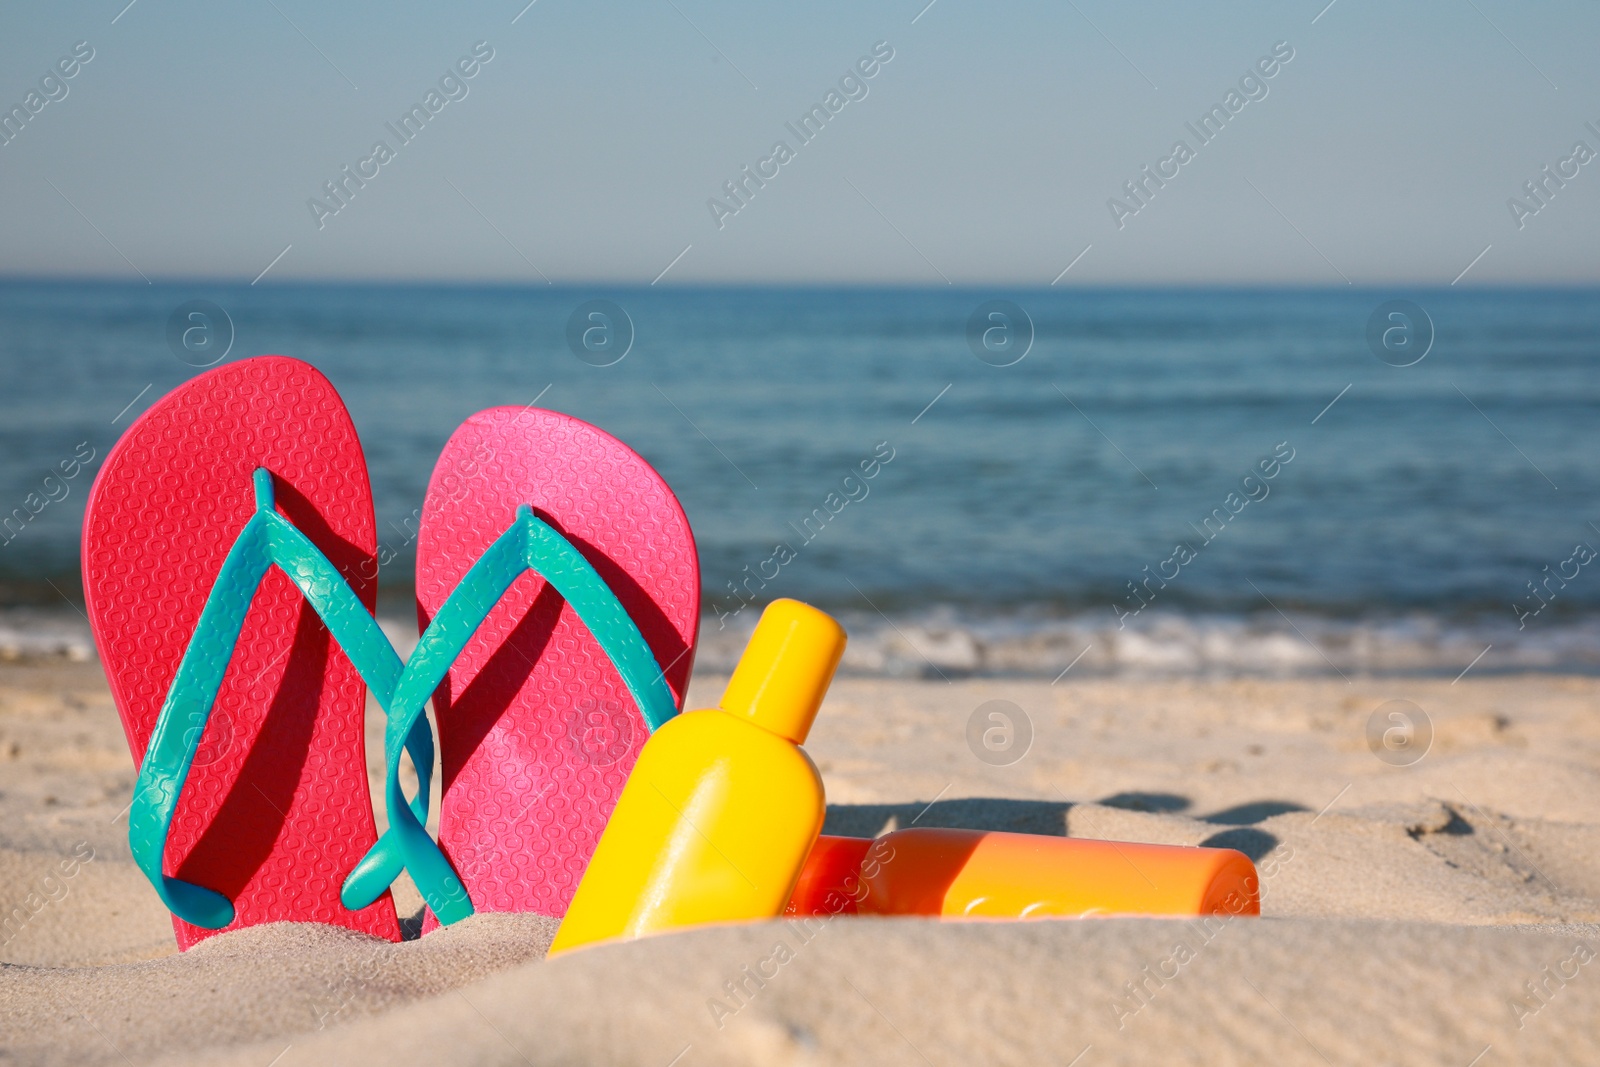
[416,406,699,925]
[83,356,399,950]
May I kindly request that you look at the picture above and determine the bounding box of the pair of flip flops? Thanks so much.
[83,356,699,949]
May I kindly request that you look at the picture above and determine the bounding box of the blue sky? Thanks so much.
[1,0,1596,284]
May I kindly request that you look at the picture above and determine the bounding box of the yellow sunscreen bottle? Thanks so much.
[548,598,846,955]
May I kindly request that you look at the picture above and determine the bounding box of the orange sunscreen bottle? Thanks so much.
[785,835,875,917]
[856,828,1260,919]
[549,599,846,955]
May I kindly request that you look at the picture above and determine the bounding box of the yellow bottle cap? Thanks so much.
[719,599,847,744]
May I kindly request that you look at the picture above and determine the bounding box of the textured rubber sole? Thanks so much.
[83,356,399,950]
[417,407,699,925]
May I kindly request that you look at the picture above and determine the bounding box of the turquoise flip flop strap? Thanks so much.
[129,469,434,929]
[341,505,680,925]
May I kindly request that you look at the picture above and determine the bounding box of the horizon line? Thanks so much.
[3,273,1598,293]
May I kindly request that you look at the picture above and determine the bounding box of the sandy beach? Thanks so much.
[2,658,1597,1065]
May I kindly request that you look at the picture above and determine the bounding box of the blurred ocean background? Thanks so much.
[2,281,1597,678]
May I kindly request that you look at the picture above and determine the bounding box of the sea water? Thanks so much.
[1,281,1596,677]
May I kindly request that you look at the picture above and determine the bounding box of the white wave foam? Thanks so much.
[696,606,1600,679]
[0,609,95,662]
[17,604,1600,680]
